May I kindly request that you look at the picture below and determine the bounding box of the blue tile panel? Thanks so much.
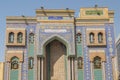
[76,24,115,80]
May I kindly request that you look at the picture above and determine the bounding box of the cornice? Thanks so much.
[6,16,36,24]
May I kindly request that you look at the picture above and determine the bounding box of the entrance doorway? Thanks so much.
[45,40,66,80]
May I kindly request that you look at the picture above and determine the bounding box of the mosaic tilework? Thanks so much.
[37,16,74,20]
[10,70,19,80]
[83,27,91,80]
[36,23,75,56]
[76,24,116,80]
[6,24,36,80]
[22,49,28,80]
[105,24,115,80]
[94,69,103,80]
[76,27,84,80]
[76,26,92,80]
[26,25,36,80]
[5,21,116,80]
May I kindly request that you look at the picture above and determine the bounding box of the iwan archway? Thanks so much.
[41,36,68,80]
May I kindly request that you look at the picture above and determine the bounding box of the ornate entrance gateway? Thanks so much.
[45,40,66,80]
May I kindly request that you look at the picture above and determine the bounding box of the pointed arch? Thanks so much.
[42,34,69,55]
[77,57,83,69]
[76,33,82,43]
[98,32,103,43]
[17,32,23,43]
[93,56,102,69]
[8,32,14,43]
[89,32,94,43]
[11,56,19,69]
[28,57,34,69]
[29,33,34,44]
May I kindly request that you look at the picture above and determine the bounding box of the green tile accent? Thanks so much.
[86,10,103,15]
[77,44,82,57]
[78,69,84,80]
[28,44,34,56]
[94,69,103,80]
[76,41,83,80]
[10,70,18,80]
[28,43,34,80]
[28,70,34,80]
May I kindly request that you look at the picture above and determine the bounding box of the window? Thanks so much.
[17,32,23,43]
[8,32,14,43]
[89,33,94,43]
[28,57,34,69]
[29,33,34,44]
[78,57,83,69]
[98,32,103,43]
[11,56,19,69]
[93,56,101,69]
[76,33,82,43]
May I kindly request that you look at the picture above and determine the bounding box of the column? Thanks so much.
[8,62,10,80]
[6,63,8,80]
[41,57,43,80]
[70,57,72,80]
[90,62,94,80]
[102,62,106,80]
[72,57,74,80]
[6,62,10,80]
[68,57,71,80]
[75,58,78,80]
[37,57,40,80]
[19,62,22,80]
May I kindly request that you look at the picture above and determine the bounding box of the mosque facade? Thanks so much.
[4,6,118,80]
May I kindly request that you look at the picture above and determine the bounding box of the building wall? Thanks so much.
[0,62,4,80]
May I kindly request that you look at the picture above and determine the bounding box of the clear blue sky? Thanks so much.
[0,0,120,62]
